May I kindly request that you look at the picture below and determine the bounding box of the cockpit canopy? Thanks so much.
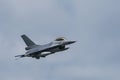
[55,37,66,41]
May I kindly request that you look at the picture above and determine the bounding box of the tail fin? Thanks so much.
[21,34,36,47]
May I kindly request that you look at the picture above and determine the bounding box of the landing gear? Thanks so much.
[59,45,65,49]
[35,56,40,59]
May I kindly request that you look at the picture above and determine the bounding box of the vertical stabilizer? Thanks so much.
[21,35,36,46]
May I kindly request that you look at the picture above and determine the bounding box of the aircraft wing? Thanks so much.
[31,45,61,56]
[41,44,65,52]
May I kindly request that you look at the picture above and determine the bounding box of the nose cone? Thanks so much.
[64,41,76,45]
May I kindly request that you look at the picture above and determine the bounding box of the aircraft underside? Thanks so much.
[29,46,69,59]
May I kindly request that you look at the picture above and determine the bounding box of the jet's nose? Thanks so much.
[64,41,76,45]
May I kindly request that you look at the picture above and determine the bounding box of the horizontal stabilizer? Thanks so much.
[15,55,25,58]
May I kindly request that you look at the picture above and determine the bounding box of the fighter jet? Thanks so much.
[15,35,76,59]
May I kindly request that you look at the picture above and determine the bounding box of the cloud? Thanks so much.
[0,0,120,80]
[56,0,77,18]
[45,65,120,80]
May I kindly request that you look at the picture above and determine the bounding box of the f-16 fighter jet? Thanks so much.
[15,35,76,59]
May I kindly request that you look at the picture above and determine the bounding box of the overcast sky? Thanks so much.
[0,0,120,80]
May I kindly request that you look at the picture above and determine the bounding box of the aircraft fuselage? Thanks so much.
[15,35,76,59]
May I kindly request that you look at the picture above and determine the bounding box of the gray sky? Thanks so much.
[0,0,120,80]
